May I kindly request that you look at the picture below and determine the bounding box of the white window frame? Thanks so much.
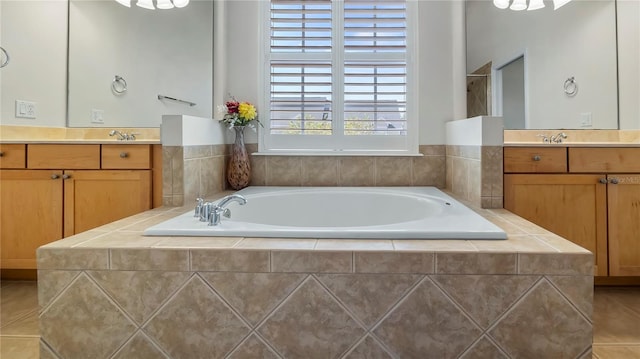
[258,0,419,155]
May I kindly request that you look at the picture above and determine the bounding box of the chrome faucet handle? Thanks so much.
[194,197,204,218]
[222,208,231,219]
[128,133,140,141]
[199,202,213,222]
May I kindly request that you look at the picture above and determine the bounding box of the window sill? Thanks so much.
[253,150,423,157]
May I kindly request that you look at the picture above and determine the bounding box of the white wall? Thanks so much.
[502,57,525,129]
[67,0,213,128]
[617,0,640,130]
[467,0,618,129]
[0,1,68,127]
[225,0,466,145]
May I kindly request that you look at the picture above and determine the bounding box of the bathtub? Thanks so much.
[145,187,507,239]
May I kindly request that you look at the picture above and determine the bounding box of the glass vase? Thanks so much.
[227,126,251,190]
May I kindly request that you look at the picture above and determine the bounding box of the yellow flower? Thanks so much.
[238,102,257,121]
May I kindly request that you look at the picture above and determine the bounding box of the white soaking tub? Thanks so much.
[145,187,507,239]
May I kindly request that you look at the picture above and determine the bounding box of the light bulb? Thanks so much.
[136,0,155,10]
[510,0,527,11]
[493,0,510,10]
[553,0,572,10]
[173,0,189,8]
[115,0,131,7]
[527,0,545,10]
[156,0,174,9]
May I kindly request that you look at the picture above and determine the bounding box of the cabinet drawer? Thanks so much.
[0,144,26,169]
[27,144,100,169]
[569,148,640,173]
[504,147,567,173]
[101,144,151,169]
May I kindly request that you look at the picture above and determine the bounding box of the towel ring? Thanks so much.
[112,75,127,94]
[0,47,9,68]
[564,77,577,97]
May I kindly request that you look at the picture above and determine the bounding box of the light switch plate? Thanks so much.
[15,100,37,119]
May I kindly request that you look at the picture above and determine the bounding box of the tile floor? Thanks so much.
[1,280,639,359]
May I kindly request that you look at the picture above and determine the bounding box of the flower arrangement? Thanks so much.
[217,98,260,130]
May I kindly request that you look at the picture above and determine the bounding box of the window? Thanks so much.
[260,0,417,154]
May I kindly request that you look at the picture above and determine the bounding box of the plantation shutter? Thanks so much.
[270,0,333,135]
[263,0,415,152]
[343,0,407,135]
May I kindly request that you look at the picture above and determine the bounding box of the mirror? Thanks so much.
[67,0,213,128]
[466,0,619,129]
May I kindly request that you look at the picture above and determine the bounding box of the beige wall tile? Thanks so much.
[374,278,482,358]
[431,275,539,328]
[468,160,482,206]
[346,336,393,358]
[266,156,302,186]
[37,248,109,270]
[375,157,412,186]
[183,145,212,159]
[183,159,200,200]
[338,157,375,186]
[547,275,593,319]
[200,156,225,196]
[191,249,270,272]
[392,240,477,251]
[154,236,241,248]
[271,251,352,273]
[110,249,189,271]
[470,235,556,253]
[143,276,250,358]
[446,155,453,190]
[37,270,81,310]
[39,274,137,359]
[316,273,421,327]
[451,157,470,199]
[489,279,592,358]
[436,253,517,274]
[301,156,339,186]
[250,154,267,186]
[88,270,191,324]
[200,272,306,325]
[459,336,508,359]
[518,253,593,275]
[355,252,434,273]
[419,145,446,156]
[412,155,446,187]
[258,278,365,357]
[112,332,167,359]
[227,334,280,359]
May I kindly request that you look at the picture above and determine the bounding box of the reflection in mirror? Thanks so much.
[499,56,525,129]
[466,0,618,129]
[67,0,213,128]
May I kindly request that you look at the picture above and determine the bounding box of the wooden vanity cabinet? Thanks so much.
[0,144,154,271]
[504,146,640,277]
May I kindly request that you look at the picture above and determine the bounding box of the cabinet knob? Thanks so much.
[62,174,71,180]
[599,178,608,184]
[0,151,4,157]
[120,152,129,158]
[51,174,60,179]
[610,178,619,185]
[532,155,541,161]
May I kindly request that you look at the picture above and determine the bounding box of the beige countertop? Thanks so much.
[0,139,161,144]
[504,142,640,147]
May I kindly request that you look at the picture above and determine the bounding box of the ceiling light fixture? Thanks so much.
[494,0,572,11]
[113,0,189,10]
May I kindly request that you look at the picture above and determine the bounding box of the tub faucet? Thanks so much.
[209,194,247,226]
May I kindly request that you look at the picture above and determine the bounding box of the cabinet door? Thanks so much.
[504,174,608,276]
[607,174,640,276]
[0,170,64,269]
[64,170,152,235]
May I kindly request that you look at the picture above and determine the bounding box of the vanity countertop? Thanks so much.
[0,139,160,144]
[504,142,640,147]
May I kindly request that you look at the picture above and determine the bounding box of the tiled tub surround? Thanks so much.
[163,144,446,206]
[446,145,503,209]
[37,202,593,359]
